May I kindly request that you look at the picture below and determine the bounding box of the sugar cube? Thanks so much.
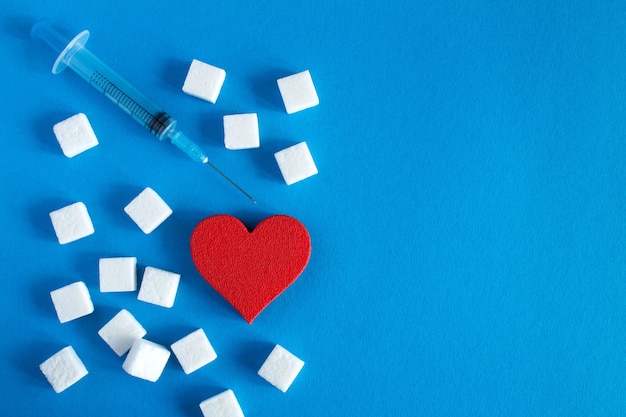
[50,281,94,323]
[223,113,260,150]
[182,59,226,104]
[52,113,99,158]
[40,346,88,393]
[274,141,318,185]
[122,339,171,382]
[171,329,217,374]
[277,70,319,114]
[199,390,244,417]
[98,309,147,356]
[124,187,172,234]
[257,344,305,392]
[99,257,137,292]
[137,266,180,308]
[49,202,95,244]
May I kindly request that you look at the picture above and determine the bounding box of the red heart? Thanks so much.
[190,215,311,323]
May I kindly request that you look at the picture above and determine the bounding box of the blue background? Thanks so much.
[2,1,626,416]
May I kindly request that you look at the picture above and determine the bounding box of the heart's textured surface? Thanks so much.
[190,215,311,323]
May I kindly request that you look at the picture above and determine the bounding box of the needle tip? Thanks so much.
[203,160,257,204]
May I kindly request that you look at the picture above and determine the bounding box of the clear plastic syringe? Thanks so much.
[31,18,256,203]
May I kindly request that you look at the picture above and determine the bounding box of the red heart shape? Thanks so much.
[190,214,311,323]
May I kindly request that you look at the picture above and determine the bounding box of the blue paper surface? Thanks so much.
[2,1,626,416]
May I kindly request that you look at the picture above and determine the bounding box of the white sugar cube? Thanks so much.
[124,187,172,234]
[258,344,304,393]
[171,329,217,374]
[50,281,94,323]
[182,59,226,104]
[274,141,318,185]
[199,390,244,417]
[99,257,137,292]
[40,346,88,393]
[98,309,147,356]
[49,202,95,244]
[122,339,171,382]
[53,113,99,157]
[137,266,180,308]
[277,70,319,114]
[223,113,260,150]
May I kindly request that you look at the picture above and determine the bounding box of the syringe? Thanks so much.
[31,18,256,204]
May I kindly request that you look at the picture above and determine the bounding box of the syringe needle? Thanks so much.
[204,160,257,204]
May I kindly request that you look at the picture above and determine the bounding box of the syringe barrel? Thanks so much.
[31,18,175,140]
[72,47,176,138]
